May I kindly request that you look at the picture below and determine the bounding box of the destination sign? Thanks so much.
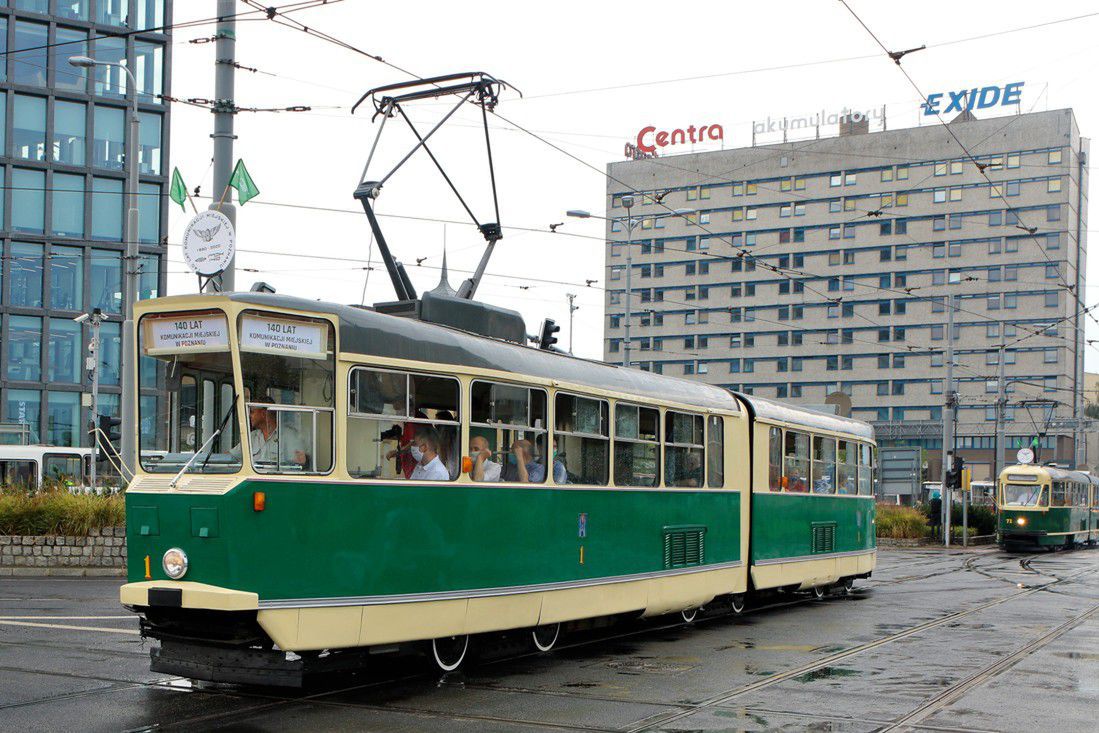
[145,314,230,354]
[239,315,328,359]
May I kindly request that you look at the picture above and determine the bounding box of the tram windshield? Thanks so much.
[1002,482,1046,507]
[237,311,335,474]
[139,311,241,474]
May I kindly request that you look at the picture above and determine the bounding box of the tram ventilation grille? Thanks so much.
[812,522,837,554]
[663,525,706,569]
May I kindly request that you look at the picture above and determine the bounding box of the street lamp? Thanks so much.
[568,203,694,368]
[71,54,141,477]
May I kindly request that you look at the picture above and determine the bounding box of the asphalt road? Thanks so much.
[1,547,1097,732]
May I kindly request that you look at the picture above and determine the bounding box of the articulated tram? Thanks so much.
[121,292,876,685]
[997,464,1099,551]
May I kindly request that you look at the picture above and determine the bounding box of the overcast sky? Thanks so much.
[167,0,1099,367]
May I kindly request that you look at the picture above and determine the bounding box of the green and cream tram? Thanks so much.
[998,464,1099,551]
[120,292,876,684]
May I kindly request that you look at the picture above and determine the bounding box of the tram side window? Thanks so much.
[665,411,704,487]
[857,443,873,495]
[614,403,660,487]
[768,427,783,491]
[707,416,724,488]
[470,381,552,484]
[43,454,83,488]
[0,460,37,490]
[811,436,836,494]
[555,393,609,486]
[837,440,857,495]
[783,431,810,492]
[347,368,460,481]
[1051,481,1066,507]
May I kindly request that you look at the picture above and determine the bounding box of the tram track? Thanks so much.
[878,600,1099,731]
[622,563,1098,732]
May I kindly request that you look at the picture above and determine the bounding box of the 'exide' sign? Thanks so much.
[922,81,1024,116]
[635,123,724,154]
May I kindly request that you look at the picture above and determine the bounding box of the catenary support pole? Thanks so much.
[88,312,101,491]
[941,294,954,546]
[567,293,578,354]
[119,63,141,481]
[994,343,1006,485]
[207,0,237,293]
[622,196,635,368]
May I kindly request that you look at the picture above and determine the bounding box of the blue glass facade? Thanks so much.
[0,0,170,445]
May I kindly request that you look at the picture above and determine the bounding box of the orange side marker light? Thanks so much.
[144,555,151,580]
[461,456,473,474]
[253,491,266,512]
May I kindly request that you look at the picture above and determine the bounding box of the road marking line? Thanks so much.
[0,620,139,635]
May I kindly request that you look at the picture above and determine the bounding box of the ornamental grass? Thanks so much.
[875,503,930,539]
[0,484,125,536]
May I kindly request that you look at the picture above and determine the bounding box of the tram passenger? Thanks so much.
[470,435,502,482]
[503,439,545,483]
[551,438,568,484]
[409,428,450,481]
[435,410,459,477]
[785,468,808,492]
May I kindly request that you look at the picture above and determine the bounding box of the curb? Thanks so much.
[0,566,126,577]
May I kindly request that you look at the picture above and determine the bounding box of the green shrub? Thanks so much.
[0,487,125,536]
[876,503,930,539]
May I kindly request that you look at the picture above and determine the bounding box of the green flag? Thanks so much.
[228,159,260,205]
[169,167,188,212]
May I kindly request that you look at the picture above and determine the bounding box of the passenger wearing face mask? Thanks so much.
[408,428,450,481]
[470,435,502,482]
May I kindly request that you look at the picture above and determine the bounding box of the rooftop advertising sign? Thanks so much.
[922,82,1024,116]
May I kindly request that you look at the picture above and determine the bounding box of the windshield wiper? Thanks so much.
[170,429,225,488]
[200,393,239,472]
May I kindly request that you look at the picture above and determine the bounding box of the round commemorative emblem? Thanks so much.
[182,210,236,277]
[1016,447,1034,465]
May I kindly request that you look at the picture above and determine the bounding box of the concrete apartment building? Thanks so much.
[604,109,1089,479]
[0,0,171,447]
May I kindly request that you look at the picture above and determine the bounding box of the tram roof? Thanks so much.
[227,292,743,412]
[1000,463,1099,485]
[174,292,875,438]
[732,393,876,441]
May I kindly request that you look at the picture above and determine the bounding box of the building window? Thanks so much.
[1007,153,1021,169]
[830,173,842,187]
[97,0,128,26]
[1047,205,1061,222]
[950,160,963,174]
[934,162,947,176]
[1048,178,1062,193]
[90,249,123,313]
[50,246,84,311]
[48,319,83,384]
[1044,349,1057,364]
[14,20,49,86]
[54,26,88,92]
[53,100,87,166]
[52,173,85,238]
[13,94,47,161]
[8,316,43,381]
[93,105,126,170]
[1048,149,1063,165]
[1045,292,1058,307]
[933,188,946,204]
[13,169,46,234]
[1005,180,1020,196]
[92,34,127,97]
[57,1,91,21]
[92,177,123,240]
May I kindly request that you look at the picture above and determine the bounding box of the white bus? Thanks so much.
[0,446,94,492]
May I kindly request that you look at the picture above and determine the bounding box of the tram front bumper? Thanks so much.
[120,580,258,611]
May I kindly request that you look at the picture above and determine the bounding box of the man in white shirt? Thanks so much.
[231,399,308,469]
[470,435,502,482]
[409,429,450,481]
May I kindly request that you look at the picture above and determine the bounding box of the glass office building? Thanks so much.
[0,0,170,446]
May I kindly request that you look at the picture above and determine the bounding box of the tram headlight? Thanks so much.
[1016,516,1027,527]
[162,548,188,579]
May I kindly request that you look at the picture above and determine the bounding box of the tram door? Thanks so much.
[170,368,238,455]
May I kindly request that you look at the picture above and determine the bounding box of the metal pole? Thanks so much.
[120,64,140,480]
[207,0,237,293]
[941,294,954,546]
[994,343,1006,483]
[567,293,578,354]
[88,312,100,491]
[622,198,634,369]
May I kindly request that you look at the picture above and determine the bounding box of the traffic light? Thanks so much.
[947,454,965,490]
[538,318,560,350]
[97,415,121,442]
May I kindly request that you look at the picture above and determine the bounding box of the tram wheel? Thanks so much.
[680,607,699,623]
[842,578,855,594]
[431,634,469,673]
[730,595,746,615]
[531,623,561,652]
[812,586,826,599]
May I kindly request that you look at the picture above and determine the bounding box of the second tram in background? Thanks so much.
[997,463,1099,551]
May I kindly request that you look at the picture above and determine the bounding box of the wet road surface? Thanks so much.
[1,547,1097,732]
